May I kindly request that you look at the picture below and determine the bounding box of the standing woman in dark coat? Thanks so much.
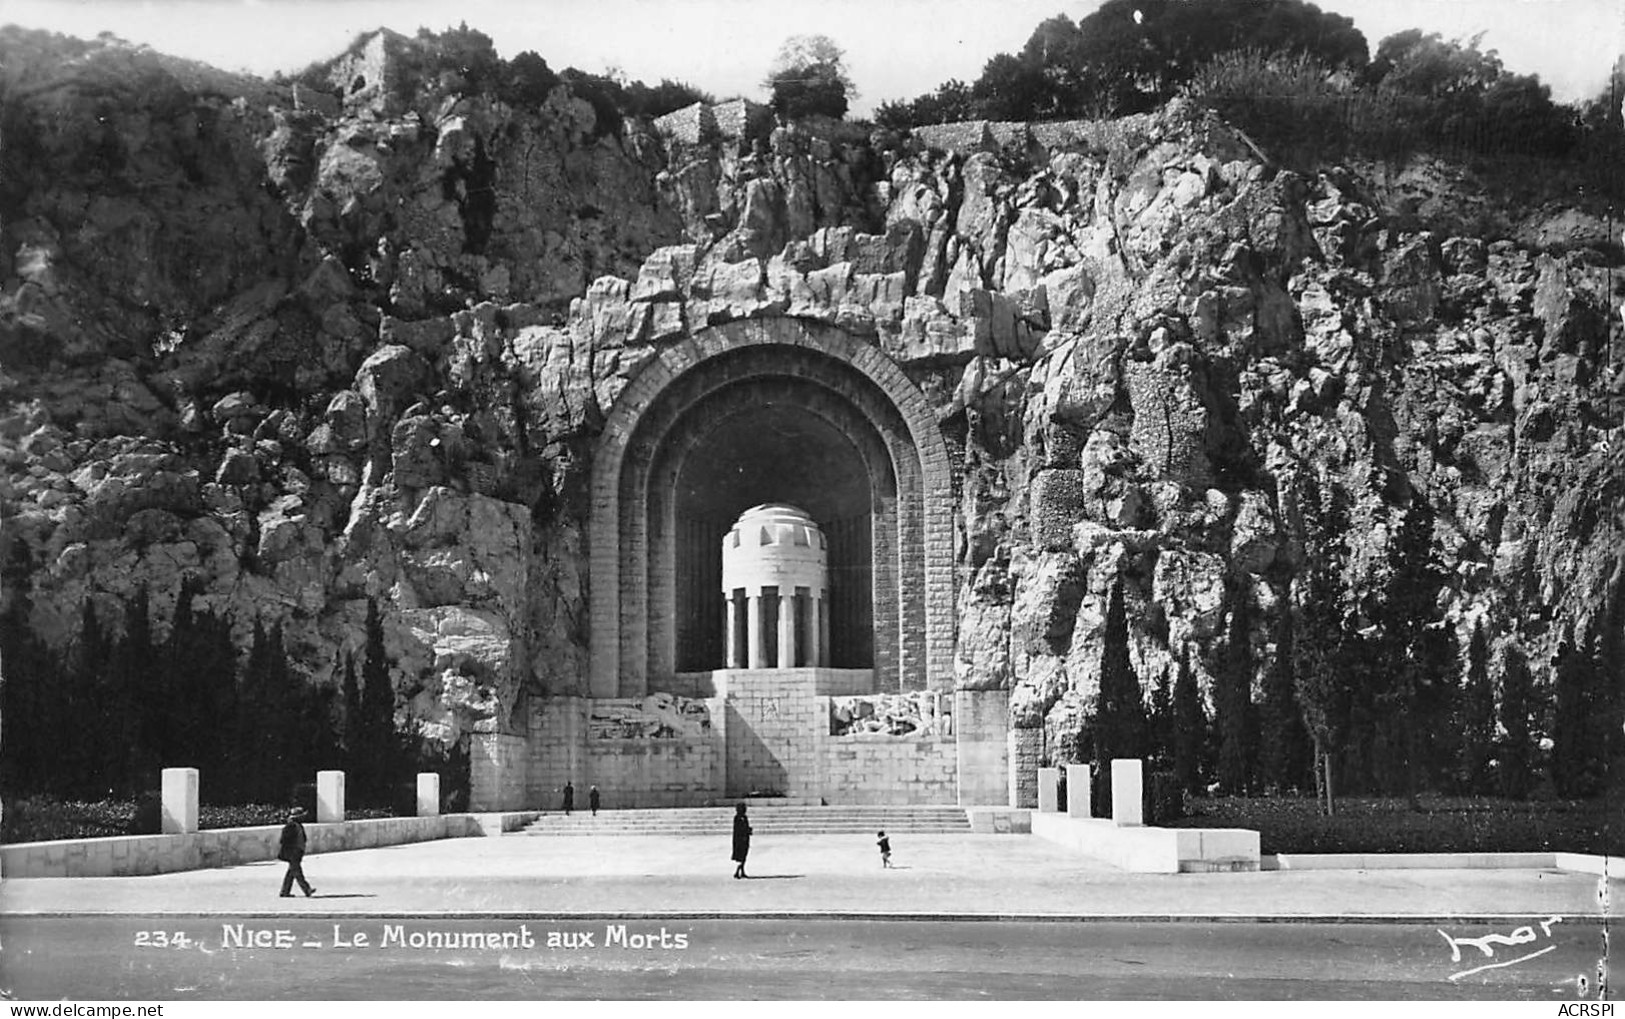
[731,803,752,879]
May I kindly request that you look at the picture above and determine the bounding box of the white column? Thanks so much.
[161,767,199,834]
[1066,763,1093,819]
[819,590,831,667]
[417,773,441,817]
[1037,767,1060,812]
[724,591,738,668]
[747,592,764,668]
[317,770,346,823]
[778,592,794,667]
[807,593,821,668]
[1111,758,1144,827]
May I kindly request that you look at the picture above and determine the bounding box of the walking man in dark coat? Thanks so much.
[277,807,316,898]
[731,802,752,879]
[589,784,600,816]
[562,781,574,815]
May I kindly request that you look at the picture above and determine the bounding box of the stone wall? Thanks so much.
[723,669,958,804]
[470,732,529,811]
[824,737,957,804]
[725,670,824,799]
[519,695,726,809]
[502,668,961,806]
[585,737,723,808]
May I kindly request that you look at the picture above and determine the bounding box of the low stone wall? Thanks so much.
[1267,852,1625,873]
[1031,813,1260,873]
[0,813,539,879]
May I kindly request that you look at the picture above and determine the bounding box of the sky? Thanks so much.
[6,0,1623,114]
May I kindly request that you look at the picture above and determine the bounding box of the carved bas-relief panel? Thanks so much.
[830,691,954,738]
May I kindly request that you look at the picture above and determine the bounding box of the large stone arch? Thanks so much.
[589,318,955,698]
[648,378,898,678]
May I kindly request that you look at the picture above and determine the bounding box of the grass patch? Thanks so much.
[1,796,397,844]
[1175,795,1622,856]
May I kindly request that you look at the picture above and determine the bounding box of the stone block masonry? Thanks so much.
[513,696,724,809]
[1008,727,1043,808]
[470,732,528,811]
[954,689,1008,805]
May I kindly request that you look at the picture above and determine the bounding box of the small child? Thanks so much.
[877,830,892,868]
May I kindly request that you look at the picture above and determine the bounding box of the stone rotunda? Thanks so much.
[721,504,831,670]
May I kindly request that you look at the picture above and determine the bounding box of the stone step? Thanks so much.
[520,805,971,837]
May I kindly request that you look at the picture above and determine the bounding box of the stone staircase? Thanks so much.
[521,805,972,836]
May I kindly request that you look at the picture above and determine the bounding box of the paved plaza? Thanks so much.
[1,830,1616,921]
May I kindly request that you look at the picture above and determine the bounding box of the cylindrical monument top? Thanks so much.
[722,503,828,592]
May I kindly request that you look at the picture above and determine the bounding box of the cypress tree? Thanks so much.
[0,563,58,796]
[359,599,396,806]
[341,650,362,769]
[1260,603,1311,793]
[239,620,300,803]
[1551,621,1609,799]
[165,578,240,803]
[1216,580,1256,796]
[121,587,161,790]
[1171,645,1205,795]
[1149,667,1174,769]
[1457,620,1495,793]
[1092,578,1145,812]
[1292,474,1353,814]
[63,600,110,797]
[1497,643,1536,800]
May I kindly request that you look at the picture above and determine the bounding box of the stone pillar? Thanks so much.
[317,770,346,823]
[724,592,738,668]
[778,592,795,668]
[1037,767,1060,813]
[818,593,830,667]
[1111,758,1143,827]
[1007,727,1042,808]
[1066,763,1093,819]
[747,592,764,668]
[417,773,441,817]
[161,767,199,834]
[805,592,820,668]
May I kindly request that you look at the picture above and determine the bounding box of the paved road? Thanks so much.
[0,915,1609,1000]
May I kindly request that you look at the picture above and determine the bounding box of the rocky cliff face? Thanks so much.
[2,29,1620,755]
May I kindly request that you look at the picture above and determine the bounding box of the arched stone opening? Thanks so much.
[590,319,955,699]
[651,378,895,675]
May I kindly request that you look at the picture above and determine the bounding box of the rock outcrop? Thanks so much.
[2,27,1620,758]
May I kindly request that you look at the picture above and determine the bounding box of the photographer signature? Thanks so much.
[1438,915,1563,981]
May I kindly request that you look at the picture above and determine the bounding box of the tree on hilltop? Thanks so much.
[962,0,1368,122]
[764,34,853,120]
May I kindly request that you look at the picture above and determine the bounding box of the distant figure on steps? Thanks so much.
[562,781,574,816]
